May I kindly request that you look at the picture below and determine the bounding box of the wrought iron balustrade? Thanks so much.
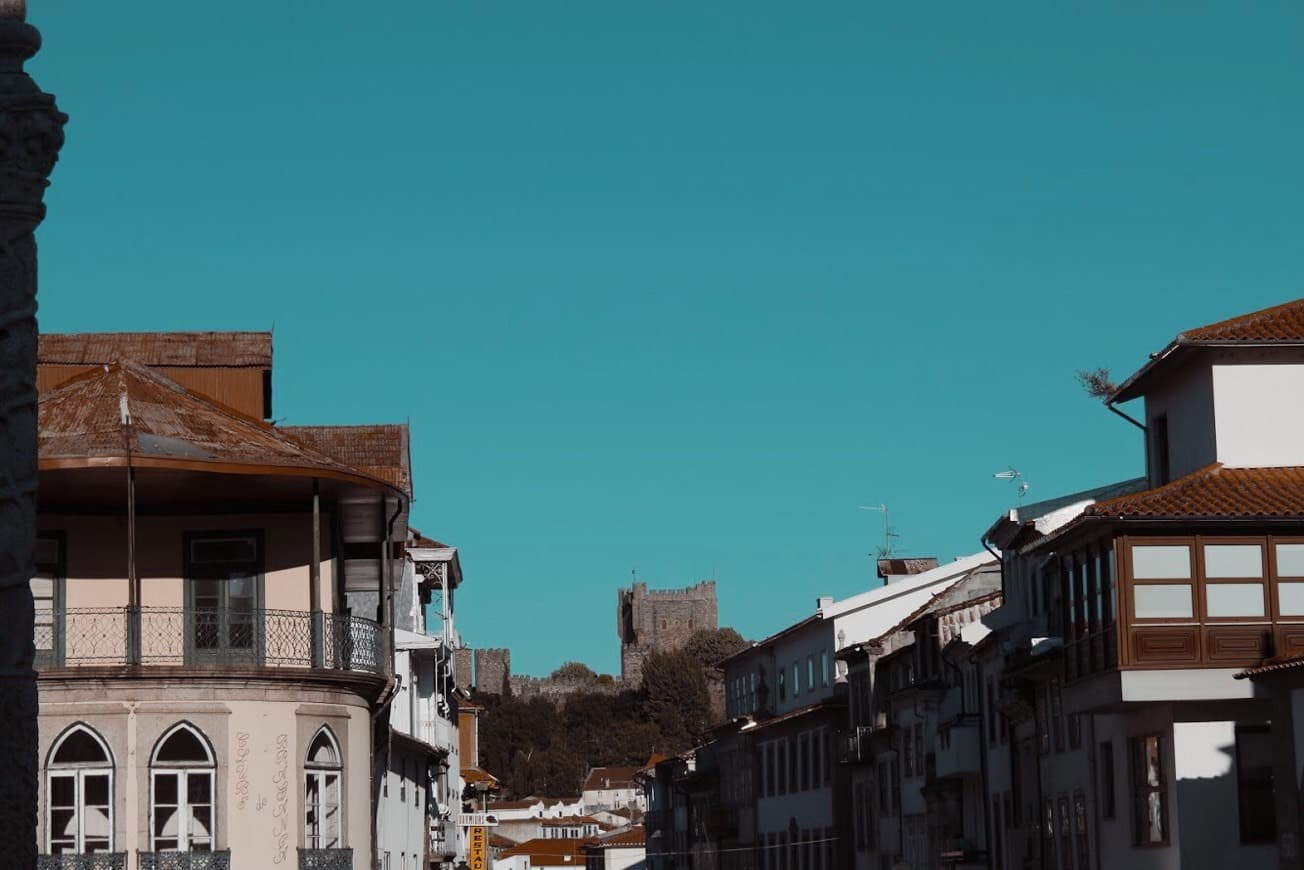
[138,852,231,870]
[298,848,354,869]
[36,607,386,675]
[37,854,127,870]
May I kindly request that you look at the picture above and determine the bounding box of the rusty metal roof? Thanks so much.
[279,425,411,495]
[39,361,395,492]
[39,332,272,367]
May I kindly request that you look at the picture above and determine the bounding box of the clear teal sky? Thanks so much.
[30,3,1304,676]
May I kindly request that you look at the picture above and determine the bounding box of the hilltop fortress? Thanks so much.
[459,579,719,701]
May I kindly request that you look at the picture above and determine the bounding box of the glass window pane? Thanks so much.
[83,773,109,805]
[156,728,210,763]
[51,808,76,838]
[54,730,109,765]
[1205,545,1263,578]
[188,772,212,804]
[153,773,178,804]
[1277,544,1304,577]
[1134,585,1193,619]
[84,805,111,839]
[1206,584,1265,617]
[154,806,178,838]
[1279,583,1304,616]
[50,775,75,807]
[1132,546,1191,580]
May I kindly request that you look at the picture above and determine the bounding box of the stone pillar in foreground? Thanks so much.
[0,3,66,865]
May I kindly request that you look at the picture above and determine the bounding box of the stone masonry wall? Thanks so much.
[474,648,511,695]
[453,648,474,692]
[617,580,718,684]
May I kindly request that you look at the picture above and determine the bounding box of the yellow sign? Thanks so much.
[469,825,487,870]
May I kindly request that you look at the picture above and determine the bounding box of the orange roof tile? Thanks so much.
[280,424,411,495]
[1084,464,1304,520]
[500,837,595,861]
[38,361,394,492]
[1111,298,1304,402]
[1180,297,1304,343]
[40,331,271,367]
[590,826,646,848]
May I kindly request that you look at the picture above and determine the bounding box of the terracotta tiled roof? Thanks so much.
[591,827,646,848]
[1111,298,1304,402]
[280,424,410,495]
[489,833,519,849]
[1084,464,1304,519]
[38,361,393,491]
[1179,297,1304,342]
[582,766,641,792]
[39,332,272,367]
[500,837,595,861]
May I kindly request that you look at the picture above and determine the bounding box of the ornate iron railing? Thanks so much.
[137,853,231,870]
[37,855,128,870]
[36,608,386,675]
[298,848,354,869]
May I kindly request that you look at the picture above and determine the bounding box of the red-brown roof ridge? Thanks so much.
[280,424,411,495]
[40,331,272,367]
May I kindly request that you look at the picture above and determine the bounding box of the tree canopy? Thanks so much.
[472,627,749,798]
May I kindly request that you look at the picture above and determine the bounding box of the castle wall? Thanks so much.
[617,580,719,683]
[474,648,511,695]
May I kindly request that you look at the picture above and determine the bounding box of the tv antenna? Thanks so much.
[993,466,1030,499]
[859,504,899,558]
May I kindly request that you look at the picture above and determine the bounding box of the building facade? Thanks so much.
[33,333,410,870]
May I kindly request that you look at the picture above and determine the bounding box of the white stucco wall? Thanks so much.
[603,845,647,869]
[1173,721,1274,870]
[1213,363,1304,468]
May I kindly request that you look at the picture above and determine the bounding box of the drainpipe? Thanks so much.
[1105,402,1146,433]
[377,495,403,869]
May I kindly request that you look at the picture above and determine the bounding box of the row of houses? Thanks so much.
[642,297,1304,870]
[32,331,480,870]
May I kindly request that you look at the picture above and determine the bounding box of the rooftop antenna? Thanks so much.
[993,466,1030,499]
[859,504,898,558]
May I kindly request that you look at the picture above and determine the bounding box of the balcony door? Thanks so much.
[185,533,263,665]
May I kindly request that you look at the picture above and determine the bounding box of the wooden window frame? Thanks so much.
[1130,733,1169,847]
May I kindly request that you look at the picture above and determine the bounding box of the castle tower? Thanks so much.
[616,580,719,683]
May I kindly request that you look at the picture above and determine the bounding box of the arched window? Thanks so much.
[305,728,342,849]
[46,724,114,855]
[150,723,215,852]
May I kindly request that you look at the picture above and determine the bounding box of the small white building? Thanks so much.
[582,767,645,813]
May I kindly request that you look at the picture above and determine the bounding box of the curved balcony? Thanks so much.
[36,608,387,676]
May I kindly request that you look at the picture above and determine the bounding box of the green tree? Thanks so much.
[683,627,749,667]
[550,661,597,681]
[638,647,712,753]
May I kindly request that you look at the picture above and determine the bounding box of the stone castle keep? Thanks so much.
[459,580,718,699]
[617,580,718,683]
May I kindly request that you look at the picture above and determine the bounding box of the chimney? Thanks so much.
[876,557,940,585]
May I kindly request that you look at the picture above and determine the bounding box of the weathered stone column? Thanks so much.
[0,2,66,866]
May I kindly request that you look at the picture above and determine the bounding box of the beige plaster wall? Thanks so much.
[38,676,375,870]
[40,513,338,613]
